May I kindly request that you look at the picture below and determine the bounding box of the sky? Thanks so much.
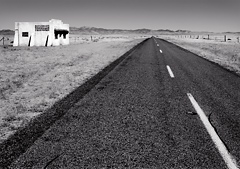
[0,0,239,32]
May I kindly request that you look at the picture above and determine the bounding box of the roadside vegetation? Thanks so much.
[162,34,240,75]
[0,35,145,142]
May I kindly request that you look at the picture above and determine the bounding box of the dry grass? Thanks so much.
[0,35,145,142]
[161,35,240,75]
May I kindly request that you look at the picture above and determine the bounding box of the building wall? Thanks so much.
[13,19,69,47]
[51,19,69,46]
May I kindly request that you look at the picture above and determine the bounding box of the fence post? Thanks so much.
[2,37,4,46]
[237,37,239,43]
[208,35,209,40]
[224,35,226,42]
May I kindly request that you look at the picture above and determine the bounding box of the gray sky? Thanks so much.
[0,0,239,32]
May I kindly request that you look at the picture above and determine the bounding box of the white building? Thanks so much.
[13,19,69,46]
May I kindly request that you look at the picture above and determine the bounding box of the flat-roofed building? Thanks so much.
[13,19,69,46]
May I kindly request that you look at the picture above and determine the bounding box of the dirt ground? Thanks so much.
[0,35,145,142]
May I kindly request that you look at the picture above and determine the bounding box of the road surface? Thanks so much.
[6,37,240,168]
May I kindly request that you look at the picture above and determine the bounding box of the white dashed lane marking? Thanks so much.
[166,65,174,78]
[187,93,239,169]
[160,50,162,53]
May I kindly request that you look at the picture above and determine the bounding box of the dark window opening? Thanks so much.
[54,29,69,40]
[22,32,28,37]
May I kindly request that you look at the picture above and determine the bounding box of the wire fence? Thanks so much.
[69,35,128,44]
[0,36,14,46]
[174,34,240,43]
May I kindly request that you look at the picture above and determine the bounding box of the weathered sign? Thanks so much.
[35,25,49,31]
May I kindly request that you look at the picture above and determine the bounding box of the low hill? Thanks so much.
[70,27,191,35]
[0,29,14,35]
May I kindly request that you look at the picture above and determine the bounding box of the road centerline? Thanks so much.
[166,65,174,78]
[187,93,239,169]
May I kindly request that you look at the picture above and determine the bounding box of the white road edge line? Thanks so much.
[187,93,239,169]
[166,65,174,78]
[160,50,162,53]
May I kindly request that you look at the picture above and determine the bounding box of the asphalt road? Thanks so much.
[8,37,240,168]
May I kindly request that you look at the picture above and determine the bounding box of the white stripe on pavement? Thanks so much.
[160,50,162,53]
[157,44,159,46]
[166,65,174,78]
[187,93,239,169]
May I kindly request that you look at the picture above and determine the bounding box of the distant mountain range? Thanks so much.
[1,27,238,36]
[69,26,191,35]
[1,27,190,35]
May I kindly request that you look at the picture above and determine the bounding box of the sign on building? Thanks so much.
[35,25,49,31]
